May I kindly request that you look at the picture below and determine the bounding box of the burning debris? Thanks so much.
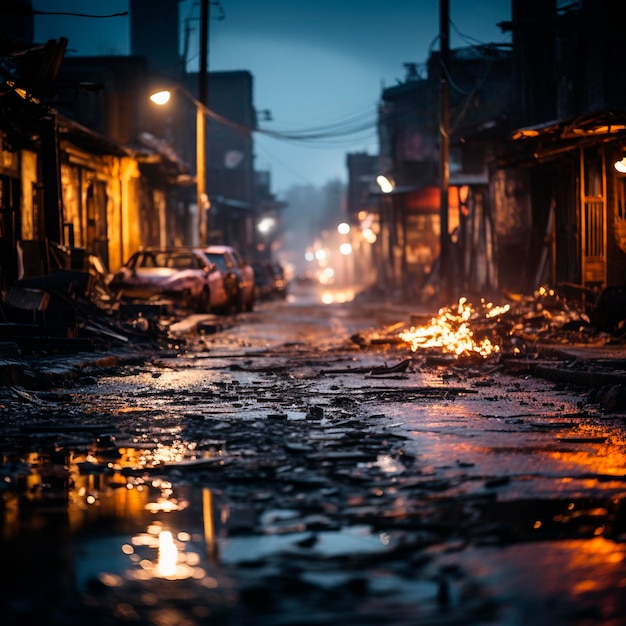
[399,296,505,358]
[357,286,619,360]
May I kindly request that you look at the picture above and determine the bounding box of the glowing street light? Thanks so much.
[337,222,350,235]
[614,157,626,173]
[149,85,210,245]
[149,90,171,106]
[362,228,377,244]
[257,216,276,234]
[376,175,395,194]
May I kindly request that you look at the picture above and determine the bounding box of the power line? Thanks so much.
[255,138,317,186]
[33,10,128,18]
[202,100,380,145]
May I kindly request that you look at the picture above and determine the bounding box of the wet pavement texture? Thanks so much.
[1,287,626,625]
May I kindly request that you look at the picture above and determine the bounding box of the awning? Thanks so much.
[511,111,626,141]
[58,113,132,157]
[210,195,253,211]
[375,185,462,214]
[500,110,626,167]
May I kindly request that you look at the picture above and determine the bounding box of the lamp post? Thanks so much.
[150,87,210,246]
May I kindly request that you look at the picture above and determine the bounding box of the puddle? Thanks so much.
[427,537,626,625]
[218,524,393,564]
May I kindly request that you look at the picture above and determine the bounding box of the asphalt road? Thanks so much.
[1,285,625,625]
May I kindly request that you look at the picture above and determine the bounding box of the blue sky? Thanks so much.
[33,0,512,195]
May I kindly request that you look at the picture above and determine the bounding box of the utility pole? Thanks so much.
[197,0,209,245]
[439,0,451,306]
[199,0,209,106]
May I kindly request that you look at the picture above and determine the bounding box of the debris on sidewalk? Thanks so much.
[320,358,412,376]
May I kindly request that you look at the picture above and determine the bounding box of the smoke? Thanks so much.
[279,179,345,277]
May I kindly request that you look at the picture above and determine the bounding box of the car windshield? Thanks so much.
[205,253,228,270]
[133,252,196,269]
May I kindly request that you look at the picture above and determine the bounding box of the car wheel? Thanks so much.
[196,287,211,313]
[245,291,254,312]
[233,287,245,313]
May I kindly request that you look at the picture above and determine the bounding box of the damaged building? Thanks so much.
[371,0,626,315]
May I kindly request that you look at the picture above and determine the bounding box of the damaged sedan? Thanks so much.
[107,247,229,313]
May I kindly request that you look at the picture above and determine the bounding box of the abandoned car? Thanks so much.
[108,248,229,313]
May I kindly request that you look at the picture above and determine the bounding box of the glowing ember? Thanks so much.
[399,297,503,358]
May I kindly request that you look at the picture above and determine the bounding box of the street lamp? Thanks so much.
[149,86,210,246]
[376,175,395,194]
[614,156,626,173]
[257,216,275,234]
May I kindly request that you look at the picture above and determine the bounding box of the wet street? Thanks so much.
[1,285,626,625]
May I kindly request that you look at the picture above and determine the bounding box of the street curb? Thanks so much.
[0,350,156,390]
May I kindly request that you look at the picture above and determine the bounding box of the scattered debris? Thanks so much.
[320,358,412,375]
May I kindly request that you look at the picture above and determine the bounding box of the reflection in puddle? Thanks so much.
[2,441,221,583]
[73,485,216,590]
[219,524,393,565]
[118,439,220,469]
[123,523,204,582]
[157,530,179,577]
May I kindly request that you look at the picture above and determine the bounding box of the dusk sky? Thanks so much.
[32,0,512,196]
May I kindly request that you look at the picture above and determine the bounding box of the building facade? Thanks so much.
[376,45,514,302]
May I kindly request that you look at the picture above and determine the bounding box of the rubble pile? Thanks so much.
[362,286,619,360]
[0,268,174,356]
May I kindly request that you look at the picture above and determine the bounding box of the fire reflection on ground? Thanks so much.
[431,536,626,624]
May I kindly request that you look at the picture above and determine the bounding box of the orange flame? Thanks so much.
[399,297,507,358]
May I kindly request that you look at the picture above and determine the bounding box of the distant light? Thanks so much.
[615,157,626,173]
[318,267,334,285]
[376,175,394,193]
[257,217,276,233]
[150,90,172,105]
[339,243,352,255]
[305,251,314,262]
[337,222,350,235]
[362,228,377,244]
[315,249,327,261]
